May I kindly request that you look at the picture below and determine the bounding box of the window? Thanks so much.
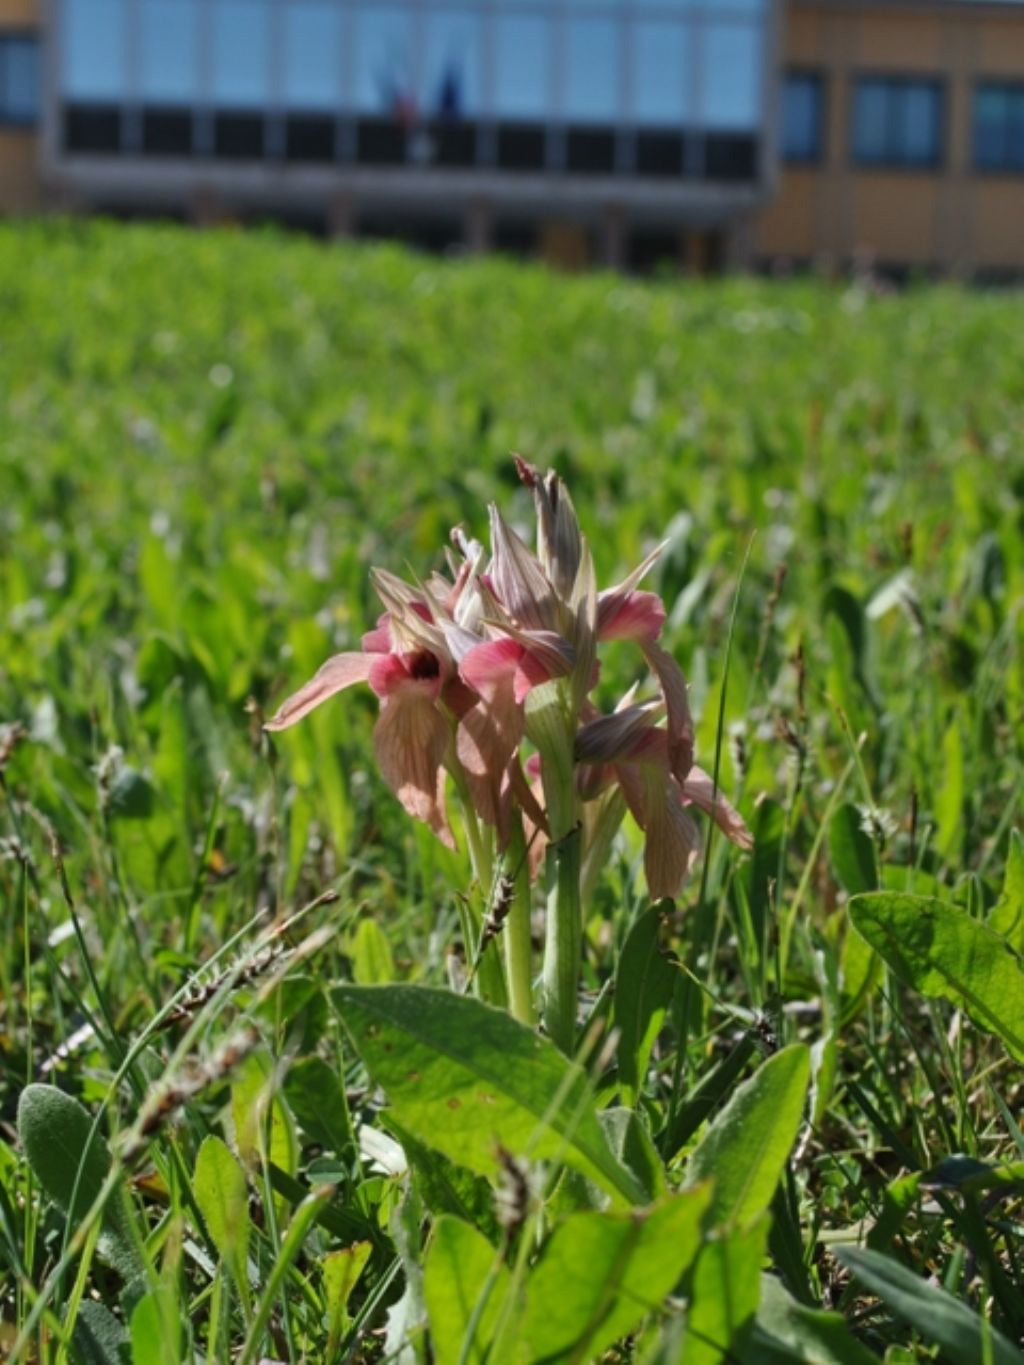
[852,78,943,168]
[284,1,343,112]
[564,19,620,124]
[0,35,41,125]
[630,22,692,128]
[211,0,272,109]
[353,8,414,116]
[782,72,823,163]
[494,16,551,122]
[425,11,482,120]
[140,0,199,105]
[699,22,762,131]
[64,0,126,101]
[974,85,1024,172]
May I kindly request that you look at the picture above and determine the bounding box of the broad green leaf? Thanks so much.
[988,828,1024,953]
[231,1050,298,1177]
[283,1055,355,1157]
[424,1216,518,1365]
[838,1247,1024,1365]
[750,1274,877,1364]
[681,1216,770,1365]
[599,1108,667,1203]
[386,1116,502,1243]
[935,718,964,861]
[324,1241,373,1358]
[614,907,677,1108]
[193,1136,250,1301]
[519,1186,711,1364]
[828,803,877,895]
[130,1286,182,1365]
[16,1084,141,1279]
[850,892,1024,1061]
[684,1044,810,1231]
[73,1301,129,1365]
[351,916,396,985]
[333,984,646,1205]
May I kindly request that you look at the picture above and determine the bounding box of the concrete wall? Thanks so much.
[755,1,1024,275]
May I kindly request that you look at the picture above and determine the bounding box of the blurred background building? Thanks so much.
[1,0,1023,277]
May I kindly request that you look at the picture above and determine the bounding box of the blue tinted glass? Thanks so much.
[425,12,482,118]
[284,1,343,110]
[700,22,761,130]
[902,84,939,163]
[212,0,271,106]
[3,38,41,121]
[64,0,126,100]
[782,74,820,161]
[1009,91,1024,170]
[140,0,199,104]
[565,19,619,123]
[853,81,888,160]
[494,16,551,120]
[354,8,414,115]
[631,22,691,127]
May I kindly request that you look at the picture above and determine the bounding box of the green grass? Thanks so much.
[0,219,1022,1363]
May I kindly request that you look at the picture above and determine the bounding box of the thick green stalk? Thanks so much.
[504,818,535,1026]
[542,823,582,1052]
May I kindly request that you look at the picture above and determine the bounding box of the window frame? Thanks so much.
[849,73,946,172]
[972,80,1024,174]
[0,29,42,128]
[781,68,825,166]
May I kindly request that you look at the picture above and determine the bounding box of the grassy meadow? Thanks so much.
[0,219,1022,1362]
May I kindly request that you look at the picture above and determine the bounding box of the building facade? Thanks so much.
[2,0,1024,276]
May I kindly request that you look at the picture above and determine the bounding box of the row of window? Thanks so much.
[783,73,1024,173]
[61,1,765,131]
[62,103,759,180]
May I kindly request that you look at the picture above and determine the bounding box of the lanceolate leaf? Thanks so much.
[838,1247,1024,1365]
[751,1275,877,1365]
[614,907,677,1108]
[518,1186,712,1364]
[193,1136,250,1301]
[423,1216,518,1365]
[684,1044,810,1231]
[988,828,1024,954]
[850,892,1024,1061]
[332,984,646,1205]
[682,1217,770,1365]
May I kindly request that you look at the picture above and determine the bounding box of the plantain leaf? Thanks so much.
[518,1186,711,1363]
[333,984,646,1206]
[681,1216,770,1365]
[838,1247,1024,1365]
[988,828,1023,954]
[614,907,677,1108]
[193,1136,250,1301]
[828,803,877,895]
[850,892,1024,1061]
[423,1216,518,1365]
[684,1044,810,1231]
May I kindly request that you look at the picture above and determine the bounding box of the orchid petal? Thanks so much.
[514,455,583,600]
[368,651,442,701]
[642,769,700,901]
[641,640,695,779]
[575,703,665,766]
[361,614,392,654]
[264,652,374,731]
[680,766,754,850]
[488,505,557,633]
[460,637,523,696]
[456,675,524,836]
[597,589,667,643]
[372,689,454,849]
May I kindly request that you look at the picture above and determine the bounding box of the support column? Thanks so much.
[465,198,493,254]
[602,203,627,271]
[327,190,356,238]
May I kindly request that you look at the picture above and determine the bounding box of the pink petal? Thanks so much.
[488,506,556,633]
[597,589,666,643]
[460,637,522,697]
[643,770,700,901]
[575,704,665,766]
[368,650,443,701]
[456,673,524,838]
[361,614,392,654]
[680,766,754,851]
[264,652,374,731]
[641,640,695,779]
[372,690,454,849]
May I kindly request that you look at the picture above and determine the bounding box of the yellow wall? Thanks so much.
[755,1,1024,275]
[0,0,41,213]
[0,0,39,26]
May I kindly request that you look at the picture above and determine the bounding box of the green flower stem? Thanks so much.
[526,679,583,1054]
[543,820,582,1053]
[458,794,508,1008]
[504,817,535,1027]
